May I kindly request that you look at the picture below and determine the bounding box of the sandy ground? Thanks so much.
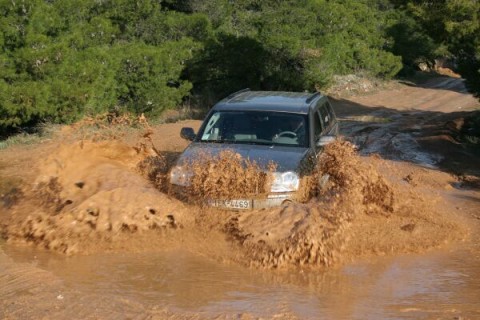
[0,76,479,319]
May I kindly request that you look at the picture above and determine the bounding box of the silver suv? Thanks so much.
[170,89,339,209]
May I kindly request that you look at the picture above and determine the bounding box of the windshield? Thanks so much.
[198,111,309,147]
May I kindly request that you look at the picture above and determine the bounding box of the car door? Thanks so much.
[318,101,338,137]
[323,101,339,136]
[311,101,327,155]
[311,99,338,152]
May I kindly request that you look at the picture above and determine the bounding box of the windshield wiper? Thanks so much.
[199,139,231,144]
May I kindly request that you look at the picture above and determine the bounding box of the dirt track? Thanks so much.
[1,76,479,319]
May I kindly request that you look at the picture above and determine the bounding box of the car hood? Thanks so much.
[176,142,310,172]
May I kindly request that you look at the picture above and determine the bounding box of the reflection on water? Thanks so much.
[2,243,480,319]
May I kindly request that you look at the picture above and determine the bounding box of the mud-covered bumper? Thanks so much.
[169,185,295,210]
[250,193,295,209]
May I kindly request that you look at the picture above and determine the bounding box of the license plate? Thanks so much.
[209,199,251,210]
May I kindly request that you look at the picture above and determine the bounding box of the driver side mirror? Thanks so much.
[316,135,336,147]
[180,127,196,141]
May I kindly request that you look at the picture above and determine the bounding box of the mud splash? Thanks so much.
[223,141,466,268]
[1,140,189,255]
[0,138,468,269]
[187,150,275,202]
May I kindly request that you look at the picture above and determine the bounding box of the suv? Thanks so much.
[169,89,339,209]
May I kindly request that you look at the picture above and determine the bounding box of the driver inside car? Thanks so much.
[272,116,306,145]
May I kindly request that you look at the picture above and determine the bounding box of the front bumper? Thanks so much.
[251,193,295,209]
[169,185,295,210]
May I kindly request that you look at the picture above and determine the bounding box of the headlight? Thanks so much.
[270,171,300,193]
[169,166,192,187]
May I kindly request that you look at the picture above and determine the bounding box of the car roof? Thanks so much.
[213,90,324,114]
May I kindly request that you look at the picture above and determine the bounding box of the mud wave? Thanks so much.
[188,150,275,202]
[0,139,468,268]
[2,140,189,254]
[222,141,392,268]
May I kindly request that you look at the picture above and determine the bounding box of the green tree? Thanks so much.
[0,0,199,133]
[9,0,472,135]
[390,0,480,96]
[115,40,197,116]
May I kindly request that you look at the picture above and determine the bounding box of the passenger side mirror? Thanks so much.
[180,127,196,141]
[316,135,336,147]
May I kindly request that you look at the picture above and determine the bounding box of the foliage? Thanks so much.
[389,0,480,95]
[1,0,480,134]
[189,0,402,99]
[0,0,198,133]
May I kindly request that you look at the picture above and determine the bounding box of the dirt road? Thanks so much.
[0,76,479,319]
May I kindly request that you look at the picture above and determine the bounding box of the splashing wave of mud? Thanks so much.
[222,141,467,268]
[0,139,468,268]
[2,140,189,254]
[187,150,275,202]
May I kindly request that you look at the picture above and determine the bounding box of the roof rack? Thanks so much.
[226,88,250,100]
[305,92,321,104]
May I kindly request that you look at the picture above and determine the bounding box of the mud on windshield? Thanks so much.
[198,111,309,147]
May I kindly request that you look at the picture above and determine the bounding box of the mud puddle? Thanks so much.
[341,111,444,168]
[2,240,480,319]
[1,139,466,269]
[337,77,480,175]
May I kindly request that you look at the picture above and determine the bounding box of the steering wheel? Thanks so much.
[277,131,297,138]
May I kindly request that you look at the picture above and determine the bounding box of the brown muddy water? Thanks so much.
[2,239,480,319]
[1,138,479,319]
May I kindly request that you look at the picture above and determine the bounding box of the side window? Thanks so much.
[325,101,336,123]
[319,104,331,130]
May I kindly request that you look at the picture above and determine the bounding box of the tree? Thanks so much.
[0,0,199,132]
[10,0,475,134]
[390,0,480,97]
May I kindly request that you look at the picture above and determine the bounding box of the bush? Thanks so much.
[9,0,480,134]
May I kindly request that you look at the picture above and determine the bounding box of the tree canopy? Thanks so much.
[1,0,479,133]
